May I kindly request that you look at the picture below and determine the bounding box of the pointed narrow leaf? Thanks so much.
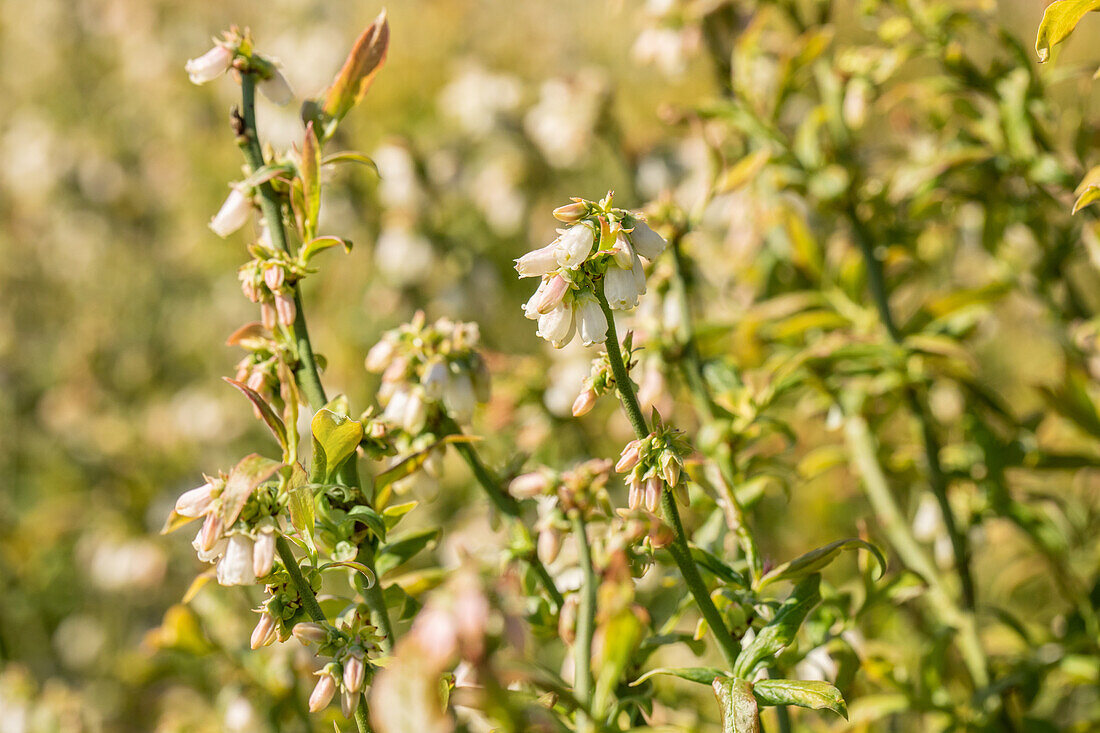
[375,528,441,576]
[301,122,321,239]
[161,510,197,535]
[322,151,379,175]
[318,560,376,587]
[713,678,760,733]
[224,377,288,450]
[220,454,281,527]
[733,574,822,678]
[286,463,316,549]
[753,679,848,719]
[757,539,885,589]
[631,667,726,687]
[302,236,353,263]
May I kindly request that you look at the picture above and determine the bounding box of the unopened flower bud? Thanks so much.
[341,688,359,720]
[259,69,293,105]
[514,242,560,278]
[572,388,597,417]
[558,594,579,644]
[253,530,275,578]
[421,358,448,400]
[246,370,265,392]
[553,201,587,223]
[343,654,366,693]
[627,474,643,511]
[292,622,328,645]
[644,475,662,513]
[365,337,397,372]
[538,527,561,564]
[309,671,337,712]
[536,274,569,315]
[661,455,681,488]
[263,265,285,290]
[250,612,278,649]
[210,187,252,238]
[175,482,214,518]
[186,44,233,85]
[509,472,550,499]
[261,302,276,330]
[199,512,224,552]
[616,441,642,473]
[274,292,296,326]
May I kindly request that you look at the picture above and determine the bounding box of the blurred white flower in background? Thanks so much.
[374,220,435,285]
[373,143,424,211]
[523,72,606,168]
[438,62,522,136]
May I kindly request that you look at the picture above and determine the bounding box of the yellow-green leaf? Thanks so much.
[221,454,281,527]
[311,409,364,481]
[1036,0,1100,62]
[713,677,760,733]
[753,679,847,719]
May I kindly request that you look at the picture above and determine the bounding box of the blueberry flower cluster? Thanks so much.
[515,193,667,348]
[292,608,384,717]
[615,415,691,513]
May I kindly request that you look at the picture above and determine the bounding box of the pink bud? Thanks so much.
[535,274,569,315]
[210,187,252,238]
[341,688,359,720]
[558,594,579,644]
[292,622,327,645]
[185,44,233,85]
[199,512,224,552]
[365,337,397,372]
[174,483,214,518]
[538,527,561,564]
[246,370,265,392]
[616,441,642,473]
[253,531,275,578]
[509,472,549,499]
[628,474,643,511]
[662,456,681,488]
[308,672,337,712]
[274,292,296,326]
[263,265,285,290]
[644,475,662,513]
[261,303,276,330]
[250,612,277,650]
[553,201,587,223]
[343,654,366,693]
[572,388,597,417]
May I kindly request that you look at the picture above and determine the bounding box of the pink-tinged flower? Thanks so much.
[631,250,647,296]
[537,527,561,564]
[263,265,285,290]
[344,654,366,693]
[661,453,681,488]
[274,291,296,326]
[253,530,275,577]
[554,223,596,269]
[574,293,607,346]
[292,622,327,645]
[199,512,224,552]
[259,69,293,105]
[250,612,277,649]
[261,302,277,330]
[535,274,570,315]
[509,472,550,499]
[341,688,360,720]
[309,671,338,712]
[627,473,643,511]
[616,441,642,473]
[643,475,662,513]
[558,593,579,644]
[210,187,252,238]
[365,337,397,372]
[217,535,256,586]
[175,483,214,518]
[572,387,597,417]
[443,372,476,423]
[523,281,547,320]
[185,44,233,85]
[514,242,560,278]
[246,370,265,393]
[536,301,575,348]
[604,264,641,310]
[629,220,667,260]
[410,606,459,664]
[611,233,635,270]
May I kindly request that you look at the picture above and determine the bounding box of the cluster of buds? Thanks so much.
[515,192,667,348]
[571,332,638,417]
[509,459,614,563]
[366,312,491,432]
[292,608,383,718]
[238,233,308,329]
[174,478,278,586]
[227,323,281,404]
[615,417,691,513]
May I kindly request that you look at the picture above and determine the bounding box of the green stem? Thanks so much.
[357,542,395,653]
[440,416,565,609]
[238,73,327,412]
[276,536,326,624]
[846,204,976,611]
[669,234,763,581]
[571,512,596,733]
[596,284,741,668]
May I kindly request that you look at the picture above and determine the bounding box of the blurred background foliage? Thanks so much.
[2,0,1100,730]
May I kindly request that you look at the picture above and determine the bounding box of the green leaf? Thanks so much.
[753,679,847,719]
[594,610,645,717]
[757,539,885,589]
[301,122,321,240]
[733,574,822,678]
[716,149,771,193]
[630,667,726,687]
[301,236,353,263]
[382,501,419,530]
[318,560,376,587]
[286,463,316,550]
[690,546,749,588]
[311,409,364,482]
[375,528,441,577]
[347,505,387,541]
[320,10,390,132]
[220,454,281,527]
[1073,165,1100,213]
[373,434,481,496]
[1036,0,1100,62]
[322,151,379,176]
[223,377,287,450]
[713,677,760,733]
